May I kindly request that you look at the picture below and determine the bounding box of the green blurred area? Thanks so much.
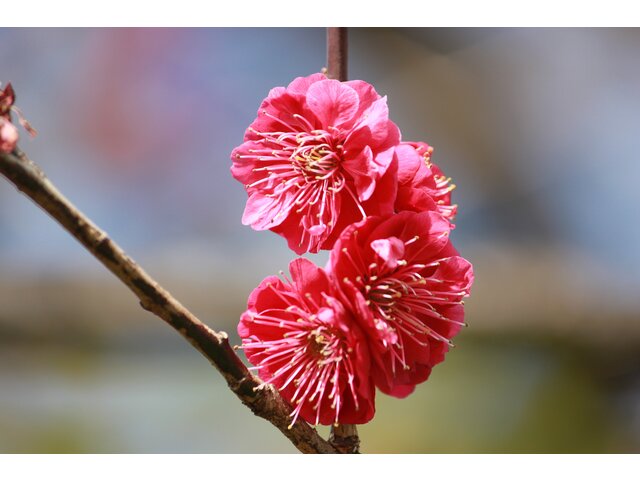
[0,331,635,453]
[361,336,616,453]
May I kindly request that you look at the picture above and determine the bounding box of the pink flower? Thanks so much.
[395,141,457,221]
[327,211,473,398]
[0,82,36,153]
[231,73,400,254]
[238,257,375,426]
[0,117,18,153]
[0,83,17,153]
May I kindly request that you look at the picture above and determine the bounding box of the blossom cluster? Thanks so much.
[231,73,474,427]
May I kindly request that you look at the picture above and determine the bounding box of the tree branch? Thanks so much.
[0,148,338,454]
[326,27,348,82]
[326,26,361,453]
[329,424,360,454]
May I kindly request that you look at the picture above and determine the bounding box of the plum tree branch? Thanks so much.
[327,27,348,82]
[329,423,361,454]
[0,147,338,454]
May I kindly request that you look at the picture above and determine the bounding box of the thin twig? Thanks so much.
[326,26,361,454]
[326,27,348,82]
[0,148,337,454]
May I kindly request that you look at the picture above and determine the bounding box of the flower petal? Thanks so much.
[349,96,400,148]
[241,193,289,229]
[370,237,405,269]
[287,73,327,95]
[0,117,18,153]
[306,80,359,128]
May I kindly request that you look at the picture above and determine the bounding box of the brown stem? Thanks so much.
[329,424,360,453]
[326,27,348,81]
[0,148,338,454]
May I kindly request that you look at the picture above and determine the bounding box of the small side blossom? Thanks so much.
[327,211,473,398]
[395,141,457,221]
[0,83,17,153]
[0,82,36,153]
[238,257,375,427]
[231,73,400,254]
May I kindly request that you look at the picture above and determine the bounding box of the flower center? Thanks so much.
[367,277,410,313]
[306,327,336,359]
[293,139,341,181]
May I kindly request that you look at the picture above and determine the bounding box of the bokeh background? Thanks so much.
[1,28,639,453]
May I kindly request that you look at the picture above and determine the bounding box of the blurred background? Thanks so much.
[0,28,639,453]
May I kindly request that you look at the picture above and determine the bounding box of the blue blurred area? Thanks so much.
[1,29,639,279]
[1,28,639,453]
[0,29,326,270]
